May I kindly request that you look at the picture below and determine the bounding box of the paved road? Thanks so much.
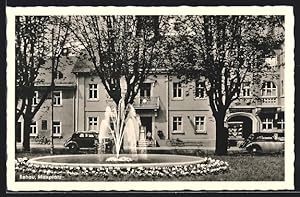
[16,142,243,154]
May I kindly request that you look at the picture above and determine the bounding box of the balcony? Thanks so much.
[259,96,278,106]
[133,97,160,110]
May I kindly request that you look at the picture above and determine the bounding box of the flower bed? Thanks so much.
[15,157,229,181]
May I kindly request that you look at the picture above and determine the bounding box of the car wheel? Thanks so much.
[249,145,261,155]
[68,144,78,153]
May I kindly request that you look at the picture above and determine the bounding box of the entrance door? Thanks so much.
[140,117,152,140]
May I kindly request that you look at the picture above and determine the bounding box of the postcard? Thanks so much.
[6,6,294,191]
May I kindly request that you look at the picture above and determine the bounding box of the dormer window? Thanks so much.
[32,91,39,106]
[241,82,251,98]
[55,71,63,80]
[195,81,206,99]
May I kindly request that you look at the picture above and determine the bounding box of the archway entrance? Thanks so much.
[227,116,253,139]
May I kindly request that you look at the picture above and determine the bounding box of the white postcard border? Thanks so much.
[6,6,295,191]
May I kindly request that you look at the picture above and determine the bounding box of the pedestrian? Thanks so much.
[146,131,152,140]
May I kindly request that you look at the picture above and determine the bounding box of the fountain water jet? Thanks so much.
[123,115,137,158]
[98,76,141,162]
[98,107,112,140]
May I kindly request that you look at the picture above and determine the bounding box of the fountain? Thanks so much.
[97,76,140,162]
[16,76,229,180]
[99,103,140,163]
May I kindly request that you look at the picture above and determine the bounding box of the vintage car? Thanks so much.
[64,131,99,153]
[239,132,284,154]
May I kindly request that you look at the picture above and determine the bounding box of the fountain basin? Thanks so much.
[27,154,206,168]
[16,154,229,180]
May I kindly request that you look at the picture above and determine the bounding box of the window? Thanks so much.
[140,83,151,97]
[195,81,205,99]
[262,81,277,96]
[79,133,85,138]
[173,83,183,99]
[41,120,47,130]
[89,84,98,100]
[55,71,63,80]
[53,91,62,106]
[195,116,206,133]
[262,118,273,130]
[53,121,62,136]
[277,113,285,130]
[88,117,98,131]
[32,91,39,106]
[241,82,251,97]
[277,118,285,130]
[30,121,38,136]
[87,133,95,138]
[172,116,183,133]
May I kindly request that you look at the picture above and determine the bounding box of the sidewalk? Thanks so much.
[17,142,65,149]
[16,142,243,154]
[16,142,66,154]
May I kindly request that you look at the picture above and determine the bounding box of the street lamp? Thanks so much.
[50,28,55,155]
[50,32,68,155]
[50,52,68,154]
[49,17,70,155]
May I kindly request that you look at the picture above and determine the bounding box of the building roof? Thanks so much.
[72,53,95,73]
[35,56,77,86]
[71,49,170,74]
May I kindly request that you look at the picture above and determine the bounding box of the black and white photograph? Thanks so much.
[6,6,294,191]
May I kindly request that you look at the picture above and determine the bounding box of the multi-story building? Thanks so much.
[16,48,285,148]
[226,48,285,144]
[72,65,216,147]
[16,57,77,145]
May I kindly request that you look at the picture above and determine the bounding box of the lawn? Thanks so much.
[15,152,284,181]
[205,154,284,181]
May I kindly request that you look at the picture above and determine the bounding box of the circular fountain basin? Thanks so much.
[28,154,206,168]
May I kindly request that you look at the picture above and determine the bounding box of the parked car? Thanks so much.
[64,131,99,153]
[239,132,284,154]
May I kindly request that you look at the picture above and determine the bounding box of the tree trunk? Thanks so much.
[215,115,228,155]
[22,116,31,151]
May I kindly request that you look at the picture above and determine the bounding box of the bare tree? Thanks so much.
[70,16,164,106]
[15,16,71,151]
[168,15,284,155]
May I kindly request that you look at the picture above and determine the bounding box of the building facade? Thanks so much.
[16,49,285,148]
[226,48,285,145]
[16,57,77,145]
